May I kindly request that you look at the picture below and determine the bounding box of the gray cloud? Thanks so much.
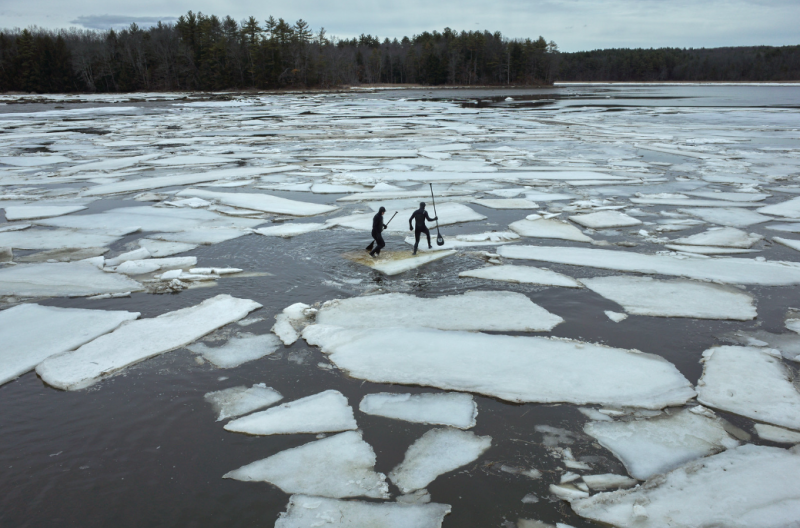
[70,15,178,30]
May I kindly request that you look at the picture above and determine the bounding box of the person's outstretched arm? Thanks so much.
[425,211,437,222]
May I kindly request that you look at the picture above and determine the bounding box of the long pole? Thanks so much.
[429,183,443,245]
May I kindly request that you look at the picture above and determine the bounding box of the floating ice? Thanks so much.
[144,155,236,166]
[82,167,269,196]
[149,228,250,245]
[359,392,477,429]
[497,245,800,286]
[346,249,457,275]
[254,223,330,237]
[36,294,261,390]
[272,302,311,345]
[303,326,695,408]
[585,408,739,480]
[472,198,539,209]
[0,228,120,250]
[686,191,770,202]
[315,291,562,332]
[580,276,756,320]
[509,218,593,243]
[680,207,772,227]
[114,257,197,275]
[274,494,451,528]
[775,237,800,253]
[177,188,338,216]
[673,227,762,248]
[571,445,800,528]
[459,265,581,288]
[403,231,519,250]
[697,346,800,431]
[204,384,283,421]
[569,211,642,229]
[0,304,139,386]
[581,474,637,491]
[664,244,759,255]
[788,319,800,335]
[388,428,492,493]
[224,431,389,499]
[105,247,151,267]
[605,311,628,322]
[3,205,87,221]
[224,390,357,435]
[769,223,800,234]
[0,262,143,297]
[189,333,281,368]
[758,196,800,218]
[754,423,800,444]
[630,197,761,207]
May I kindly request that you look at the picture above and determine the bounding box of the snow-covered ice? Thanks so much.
[580,276,757,320]
[664,244,759,255]
[204,384,283,421]
[303,326,695,408]
[0,228,121,250]
[224,431,389,499]
[224,390,357,435]
[3,205,87,221]
[569,211,642,229]
[314,291,563,332]
[754,423,800,444]
[272,302,311,345]
[758,196,800,218]
[359,392,477,429]
[274,495,451,528]
[254,223,330,237]
[177,188,338,216]
[459,265,581,287]
[581,474,637,491]
[0,262,143,297]
[346,249,457,275]
[673,227,762,248]
[680,207,772,227]
[472,198,539,209]
[775,237,800,253]
[36,295,261,390]
[189,333,281,368]
[509,218,592,243]
[388,428,492,493]
[697,346,800,431]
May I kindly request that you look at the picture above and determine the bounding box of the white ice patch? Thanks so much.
[472,198,539,209]
[580,276,757,320]
[571,445,800,528]
[459,265,581,288]
[36,295,261,390]
[754,423,800,444]
[189,333,281,368]
[359,392,477,429]
[403,231,519,250]
[274,495,451,528]
[680,207,772,227]
[673,227,762,248]
[697,346,800,431]
[3,205,87,221]
[0,304,139,386]
[0,228,120,250]
[347,249,457,275]
[224,390,357,435]
[497,245,800,286]
[581,474,637,491]
[775,237,800,253]
[204,384,283,421]
[272,302,311,346]
[254,223,331,237]
[137,239,197,258]
[569,211,642,229]
[315,291,563,332]
[177,188,338,216]
[303,326,695,408]
[0,262,143,297]
[509,218,593,243]
[605,311,628,323]
[82,167,268,196]
[664,245,759,255]
[758,196,800,218]
[585,409,739,480]
[388,428,492,493]
[224,431,389,499]
[114,257,197,275]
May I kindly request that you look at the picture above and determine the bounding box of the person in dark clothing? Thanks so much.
[369,207,388,257]
[409,202,437,255]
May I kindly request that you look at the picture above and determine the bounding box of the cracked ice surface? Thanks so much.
[359,392,478,429]
[303,325,695,408]
[188,333,281,368]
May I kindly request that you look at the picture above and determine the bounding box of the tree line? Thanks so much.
[0,12,556,93]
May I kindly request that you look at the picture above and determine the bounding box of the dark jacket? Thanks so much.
[409,208,436,231]
[372,212,386,235]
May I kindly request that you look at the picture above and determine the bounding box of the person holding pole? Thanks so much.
[409,202,437,255]
[369,206,388,257]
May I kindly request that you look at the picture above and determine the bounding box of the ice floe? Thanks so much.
[664,244,759,255]
[509,218,592,243]
[81,167,268,196]
[696,346,800,431]
[758,196,800,218]
[459,265,581,287]
[472,198,539,209]
[569,211,642,229]
[189,333,281,368]
[673,227,762,248]
[328,203,484,232]
[388,428,492,493]
[224,431,389,499]
[754,423,800,444]
[346,249,457,275]
[0,228,121,250]
[580,276,757,320]
[224,390,357,435]
[680,207,772,227]
[177,188,338,216]
[274,495,450,528]
[359,392,477,429]
[0,262,143,297]
[303,326,695,408]
[3,205,87,221]
[775,236,800,253]
[272,302,312,345]
[581,474,637,491]
[204,384,283,421]
[254,223,331,237]
[314,291,563,332]
[36,294,260,390]
[403,231,519,250]
[0,304,139,386]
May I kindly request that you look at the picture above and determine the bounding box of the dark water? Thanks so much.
[2,85,800,528]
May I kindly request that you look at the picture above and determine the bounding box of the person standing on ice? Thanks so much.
[409,202,437,255]
[369,207,388,258]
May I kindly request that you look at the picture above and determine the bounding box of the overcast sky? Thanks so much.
[2,0,798,52]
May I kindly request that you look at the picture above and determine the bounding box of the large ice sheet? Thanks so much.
[403,231,519,250]
[254,223,330,237]
[0,228,120,250]
[0,262,143,297]
[775,237,800,253]
[459,265,581,287]
[275,495,451,528]
[680,207,772,227]
[138,239,197,257]
[36,295,261,390]
[0,304,139,386]
[755,423,800,444]
[224,431,389,499]
[497,245,800,286]
[509,218,592,243]
[177,188,337,216]
[697,346,800,430]
[81,167,268,196]
[204,384,283,421]
[346,250,457,276]
[224,390,358,435]
[303,326,695,408]
[758,196,800,218]
[472,199,539,209]
[315,291,563,332]
[189,333,281,368]
[585,408,739,480]
[673,227,762,248]
[3,205,87,221]
[389,428,492,493]
[569,211,642,229]
[359,392,477,429]
[571,445,800,528]
[580,276,757,320]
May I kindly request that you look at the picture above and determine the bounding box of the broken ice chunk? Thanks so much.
[787,318,800,335]
[204,384,283,421]
[114,257,197,275]
[224,390,357,435]
[581,473,637,490]
[584,408,739,480]
[604,311,628,323]
[254,223,331,237]
[550,484,589,500]
[388,428,492,493]
[679,207,772,227]
[359,392,477,429]
[177,188,338,216]
[0,261,143,298]
[272,302,311,345]
[472,198,539,209]
[3,205,87,221]
[673,227,762,248]
[224,431,389,499]
[509,218,592,243]
[569,211,642,229]
[459,265,581,288]
[758,196,800,218]
[346,249,457,275]
[188,333,281,368]
[754,423,800,444]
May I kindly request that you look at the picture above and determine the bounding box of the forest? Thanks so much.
[0,11,797,93]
